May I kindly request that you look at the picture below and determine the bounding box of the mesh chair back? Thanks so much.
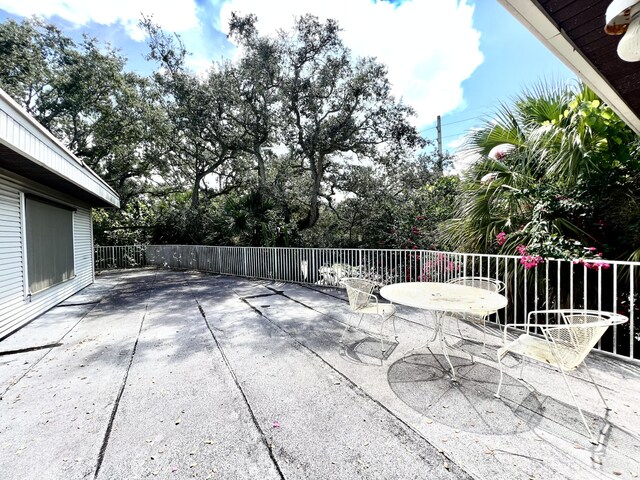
[341,278,376,311]
[544,311,627,369]
[448,276,505,293]
[551,314,609,369]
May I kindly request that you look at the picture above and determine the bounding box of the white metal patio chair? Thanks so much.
[494,309,628,444]
[339,277,398,359]
[318,263,352,286]
[446,276,506,352]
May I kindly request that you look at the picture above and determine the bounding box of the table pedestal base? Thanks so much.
[403,310,474,381]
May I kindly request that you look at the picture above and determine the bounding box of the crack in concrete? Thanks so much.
[55,301,102,307]
[93,271,158,479]
[243,289,473,480]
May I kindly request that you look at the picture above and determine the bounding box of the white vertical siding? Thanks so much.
[0,181,24,328]
[0,177,95,340]
[74,206,94,286]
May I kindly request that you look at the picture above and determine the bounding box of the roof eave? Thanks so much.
[0,89,120,208]
[497,0,640,135]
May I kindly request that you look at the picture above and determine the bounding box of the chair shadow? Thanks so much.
[340,336,398,365]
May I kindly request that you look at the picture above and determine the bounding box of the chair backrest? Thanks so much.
[544,310,628,369]
[341,277,376,312]
[447,276,505,293]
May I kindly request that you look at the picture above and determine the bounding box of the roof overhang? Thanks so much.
[497,0,640,135]
[0,88,120,208]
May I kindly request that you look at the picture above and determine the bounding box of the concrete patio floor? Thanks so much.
[0,269,638,479]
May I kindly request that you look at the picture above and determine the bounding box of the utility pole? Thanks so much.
[436,114,442,159]
[436,115,443,175]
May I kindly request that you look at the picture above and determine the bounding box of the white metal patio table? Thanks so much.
[380,282,508,381]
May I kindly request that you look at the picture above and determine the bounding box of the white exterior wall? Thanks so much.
[0,177,94,339]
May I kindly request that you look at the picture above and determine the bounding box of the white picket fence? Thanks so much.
[95,244,639,362]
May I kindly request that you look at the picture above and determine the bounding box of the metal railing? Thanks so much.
[94,244,146,270]
[95,244,639,362]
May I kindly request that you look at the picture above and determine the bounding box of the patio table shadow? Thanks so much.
[387,352,635,452]
[388,353,537,435]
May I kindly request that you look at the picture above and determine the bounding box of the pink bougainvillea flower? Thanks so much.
[496,232,507,246]
[520,255,544,269]
[584,261,611,270]
[516,244,528,256]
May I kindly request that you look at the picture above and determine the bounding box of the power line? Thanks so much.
[419,114,484,132]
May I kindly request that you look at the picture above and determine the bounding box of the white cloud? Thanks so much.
[0,0,200,41]
[449,132,479,175]
[0,0,484,128]
[218,0,483,129]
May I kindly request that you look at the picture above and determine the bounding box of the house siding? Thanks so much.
[0,177,94,340]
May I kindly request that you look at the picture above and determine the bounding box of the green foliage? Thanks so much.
[136,13,425,243]
[0,17,73,115]
[300,148,458,248]
[5,18,639,258]
[444,80,640,260]
[93,198,157,245]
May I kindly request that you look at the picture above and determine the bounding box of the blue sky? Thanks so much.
[0,0,574,155]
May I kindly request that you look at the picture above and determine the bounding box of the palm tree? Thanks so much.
[441,80,638,259]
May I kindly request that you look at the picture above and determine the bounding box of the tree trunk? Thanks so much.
[298,155,323,230]
[191,174,201,209]
[254,145,266,200]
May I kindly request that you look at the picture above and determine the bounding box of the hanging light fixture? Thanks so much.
[605,0,640,61]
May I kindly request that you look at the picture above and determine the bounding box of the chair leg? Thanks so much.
[519,356,526,380]
[558,367,597,444]
[495,310,503,339]
[339,313,362,344]
[379,316,386,355]
[494,352,506,398]
[582,359,609,410]
[391,315,398,340]
[456,314,465,340]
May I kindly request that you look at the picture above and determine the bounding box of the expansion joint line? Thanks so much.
[184,274,286,480]
[93,270,159,479]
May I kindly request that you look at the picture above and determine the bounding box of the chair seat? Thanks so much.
[357,303,396,318]
[498,334,580,371]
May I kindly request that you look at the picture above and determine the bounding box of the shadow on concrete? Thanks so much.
[340,337,398,365]
[387,351,638,462]
[388,353,539,435]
